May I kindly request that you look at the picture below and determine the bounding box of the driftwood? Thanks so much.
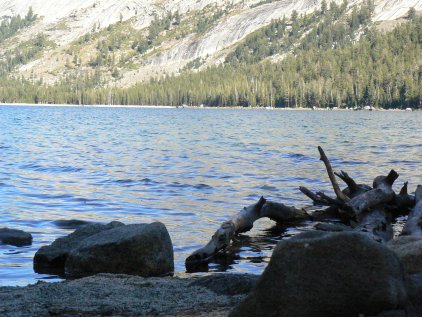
[347,170,399,216]
[185,197,309,266]
[334,170,371,198]
[185,146,419,269]
[318,146,350,203]
[402,185,422,236]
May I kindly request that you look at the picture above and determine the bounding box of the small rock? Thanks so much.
[230,231,408,317]
[189,273,259,295]
[387,236,422,274]
[52,219,94,229]
[65,222,174,278]
[34,221,124,274]
[0,228,32,246]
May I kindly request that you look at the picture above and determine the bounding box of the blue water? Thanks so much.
[0,106,421,286]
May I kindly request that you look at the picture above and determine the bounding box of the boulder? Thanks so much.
[0,228,32,246]
[387,236,422,274]
[65,222,174,278]
[230,231,408,317]
[34,221,124,274]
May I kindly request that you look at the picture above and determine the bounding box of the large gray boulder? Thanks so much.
[65,222,174,278]
[34,221,124,274]
[0,228,32,246]
[230,231,408,317]
[387,236,422,274]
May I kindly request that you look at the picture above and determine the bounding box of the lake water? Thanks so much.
[0,106,421,286]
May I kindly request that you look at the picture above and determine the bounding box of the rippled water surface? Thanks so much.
[0,106,421,286]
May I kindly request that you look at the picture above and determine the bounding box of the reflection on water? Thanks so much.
[0,106,421,286]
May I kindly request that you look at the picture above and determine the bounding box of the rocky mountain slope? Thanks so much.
[0,0,421,87]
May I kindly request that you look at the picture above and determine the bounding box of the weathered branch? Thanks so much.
[299,186,333,206]
[335,170,371,198]
[392,182,416,215]
[335,170,358,193]
[316,191,342,207]
[185,197,309,267]
[402,185,422,236]
[260,201,310,222]
[347,170,399,216]
[318,146,350,203]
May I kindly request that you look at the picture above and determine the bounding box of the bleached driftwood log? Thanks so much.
[185,197,309,266]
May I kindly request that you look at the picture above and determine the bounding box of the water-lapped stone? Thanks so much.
[387,236,422,273]
[65,222,174,278]
[230,231,408,317]
[0,228,32,246]
[52,219,95,229]
[34,221,124,274]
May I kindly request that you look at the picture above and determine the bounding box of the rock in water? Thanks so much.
[0,228,32,246]
[34,221,124,274]
[230,231,408,317]
[387,236,422,274]
[65,222,174,278]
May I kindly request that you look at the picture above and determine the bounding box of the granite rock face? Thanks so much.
[65,222,174,278]
[230,231,409,317]
[0,228,32,246]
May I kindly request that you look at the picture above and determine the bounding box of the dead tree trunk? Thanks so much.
[185,197,309,266]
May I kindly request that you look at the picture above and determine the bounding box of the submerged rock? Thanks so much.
[52,219,95,229]
[34,221,124,274]
[387,236,422,274]
[230,231,408,317]
[0,228,32,246]
[65,222,174,278]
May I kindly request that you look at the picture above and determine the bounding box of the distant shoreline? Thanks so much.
[0,103,419,111]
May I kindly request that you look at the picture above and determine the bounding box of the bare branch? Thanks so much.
[318,146,350,203]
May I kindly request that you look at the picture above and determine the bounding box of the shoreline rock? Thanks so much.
[230,231,409,317]
[65,222,174,278]
[0,228,32,246]
[0,273,257,317]
[34,221,124,275]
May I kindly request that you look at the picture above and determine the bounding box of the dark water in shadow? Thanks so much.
[0,106,421,286]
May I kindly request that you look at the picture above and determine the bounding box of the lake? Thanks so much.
[0,106,421,286]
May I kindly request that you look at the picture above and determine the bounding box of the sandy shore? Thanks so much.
[0,273,258,317]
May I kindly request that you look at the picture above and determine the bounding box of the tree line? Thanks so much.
[0,3,421,109]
